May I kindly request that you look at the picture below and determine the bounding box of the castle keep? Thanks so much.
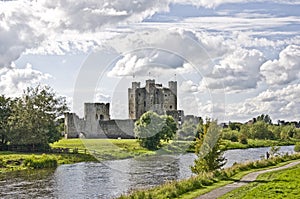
[64,79,199,138]
[128,80,177,119]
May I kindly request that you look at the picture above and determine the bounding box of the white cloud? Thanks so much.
[199,48,265,92]
[0,0,171,67]
[226,84,300,121]
[260,45,300,85]
[180,80,198,93]
[107,48,188,77]
[174,0,300,9]
[0,63,51,97]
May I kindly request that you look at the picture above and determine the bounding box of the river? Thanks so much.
[0,145,295,199]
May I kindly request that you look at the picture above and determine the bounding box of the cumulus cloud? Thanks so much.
[260,45,300,85]
[106,29,231,79]
[174,0,300,9]
[0,63,51,97]
[227,84,300,121]
[0,0,171,68]
[180,80,198,93]
[199,48,265,92]
[107,48,188,77]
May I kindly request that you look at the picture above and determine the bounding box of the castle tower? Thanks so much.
[128,79,178,120]
[168,81,177,110]
[128,82,141,119]
[84,103,110,133]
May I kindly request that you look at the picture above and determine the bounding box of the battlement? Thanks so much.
[128,79,177,119]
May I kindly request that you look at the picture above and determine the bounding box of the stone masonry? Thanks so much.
[64,79,200,138]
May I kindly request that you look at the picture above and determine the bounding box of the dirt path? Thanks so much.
[195,160,300,199]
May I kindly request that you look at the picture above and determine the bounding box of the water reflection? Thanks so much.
[0,145,295,199]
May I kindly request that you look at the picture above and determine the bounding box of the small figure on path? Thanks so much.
[266,151,270,159]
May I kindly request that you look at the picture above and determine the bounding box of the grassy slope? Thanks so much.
[220,163,300,199]
[117,154,300,199]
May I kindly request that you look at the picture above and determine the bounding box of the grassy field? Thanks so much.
[51,138,194,160]
[220,163,300,199]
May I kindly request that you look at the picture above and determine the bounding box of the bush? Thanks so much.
[239,134,248,144]
[294,142,300,152]
[23,154,57,169]
[222,130,239,142]
[0,158,6,168]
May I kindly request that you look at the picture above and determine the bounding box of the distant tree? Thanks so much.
[256,114,272,124]
[0,95,13,150]
[250,121,274,140]
[228,122,241,131]
[191,120,226,173]
[134,111,177,150]
[8,86,68,151]
[280,125,296,140]
[178,119,197,140]
[195,117,204,139]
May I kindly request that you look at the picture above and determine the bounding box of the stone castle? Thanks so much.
[64,79,200,138]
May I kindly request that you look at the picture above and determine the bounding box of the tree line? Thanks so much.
[0,86,68,151]
[177,114,300,144]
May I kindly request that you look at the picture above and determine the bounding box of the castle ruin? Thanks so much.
[64,79,200,138]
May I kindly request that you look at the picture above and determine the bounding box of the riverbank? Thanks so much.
[0,138,297,174]
[0,151,96,173]
[218,161,300,199]
[221,139,297,150]
[51,138,298,159]
[117,153,300,199]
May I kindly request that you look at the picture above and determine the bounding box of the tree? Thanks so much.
[8,86,68,151]
[178,119,197,140]
[0,95,12,150]
[256,114,272,124]
[191,120,226,173]
[134,111,177,150]
[250,121,274,140]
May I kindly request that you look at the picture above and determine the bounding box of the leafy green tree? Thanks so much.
[134,111,177,150]
[280,125,295,140]
[178,119,197,140]
[228,122,241,131]
[239,124,250,144]
[250,121,274,140]
[0,95,13,150]
[8,86,68,151]
[195,117,204,140]
[256,114,272,124]
[191,120,226,173]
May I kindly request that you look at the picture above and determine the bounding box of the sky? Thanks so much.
[0,0,300,123]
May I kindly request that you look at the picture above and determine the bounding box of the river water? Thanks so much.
[0,145,295,199]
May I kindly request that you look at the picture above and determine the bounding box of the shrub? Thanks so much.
[238,134,248,144]
[0,158,6,168]
[222,130,239,142]
[294,142,300,152]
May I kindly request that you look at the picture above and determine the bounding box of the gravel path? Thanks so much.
[195,160,300,199]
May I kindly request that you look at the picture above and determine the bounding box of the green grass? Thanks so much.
[51,139,194,160]
[117,153,300,199]
[221,139,296,150]
[0,151,96,173]
[220,163,300,199]
[51,138,154,160]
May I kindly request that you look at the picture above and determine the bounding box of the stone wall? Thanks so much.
[64,111,135,138]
